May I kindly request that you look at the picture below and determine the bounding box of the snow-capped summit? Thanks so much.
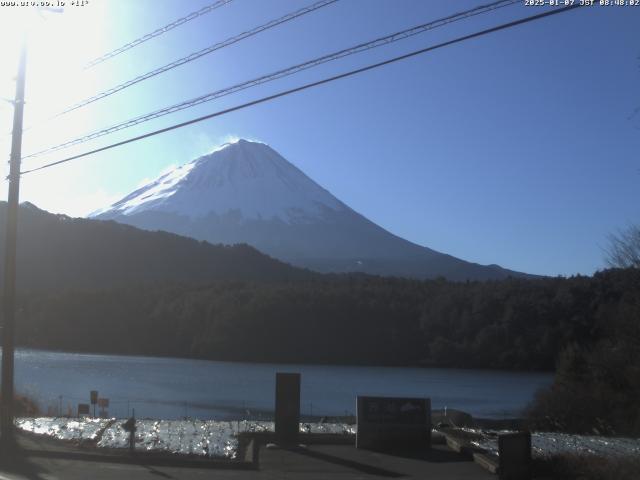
[96,139,344,222]
[93,139,527,280]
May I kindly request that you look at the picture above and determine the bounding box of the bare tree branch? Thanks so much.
[605,225,640,269]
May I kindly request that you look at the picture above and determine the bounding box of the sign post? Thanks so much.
[98,398,109,418]
[90,390,98,417]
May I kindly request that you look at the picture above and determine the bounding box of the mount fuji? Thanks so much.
[92,139,526,280]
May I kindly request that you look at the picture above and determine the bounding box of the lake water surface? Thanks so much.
[13,349,552,420]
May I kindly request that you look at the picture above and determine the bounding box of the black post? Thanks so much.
[90,390,97,417]
[275,372,300,445]
[498,431,532,480]
[128,408,136,454]
[121,408,136,454]
[1,39,27,444]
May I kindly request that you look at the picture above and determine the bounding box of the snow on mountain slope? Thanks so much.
[92,139,528,280]
[93,139,345,223]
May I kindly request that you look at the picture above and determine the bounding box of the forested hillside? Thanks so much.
[0,202,312,292]
[16,268,640,371]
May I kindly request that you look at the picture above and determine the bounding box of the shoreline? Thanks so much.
[13,346,556,374]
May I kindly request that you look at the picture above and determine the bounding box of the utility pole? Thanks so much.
[1,39,27,444]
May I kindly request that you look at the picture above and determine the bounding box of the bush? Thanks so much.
[527,314,640,435]
[12,394,40,417]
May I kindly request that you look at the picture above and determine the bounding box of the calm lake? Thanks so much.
[13,349,552,420]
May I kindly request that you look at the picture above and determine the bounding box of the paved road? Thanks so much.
[258,443,495,480]
[0,433,494,480]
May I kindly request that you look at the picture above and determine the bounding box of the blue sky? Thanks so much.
[0,0,638,277]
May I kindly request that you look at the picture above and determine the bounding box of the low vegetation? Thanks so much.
[11,394,40,416]
[533,454,640,480]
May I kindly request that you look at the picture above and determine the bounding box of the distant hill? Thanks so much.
[93,139,530,281]
[0,202,311,293]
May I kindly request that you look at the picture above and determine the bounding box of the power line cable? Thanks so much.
[56,0,339,117]
[22,0,519,161]
[84,0,235,69]
[7,2,233,136]
[20,4,584,177]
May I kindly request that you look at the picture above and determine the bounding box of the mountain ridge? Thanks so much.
[93,139,531,281]
[1,201,312,293]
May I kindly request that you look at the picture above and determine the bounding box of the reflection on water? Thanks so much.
[11,348,552,420]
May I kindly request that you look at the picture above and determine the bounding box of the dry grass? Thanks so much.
[14,394,40,416]
[533,453,640,480]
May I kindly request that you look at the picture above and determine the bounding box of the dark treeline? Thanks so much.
[14,268,640,374]
[527,268,640,435]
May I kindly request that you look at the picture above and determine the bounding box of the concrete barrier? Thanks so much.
[498,431,531,480]
[356,396,431,452]
[275,372,301,445]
